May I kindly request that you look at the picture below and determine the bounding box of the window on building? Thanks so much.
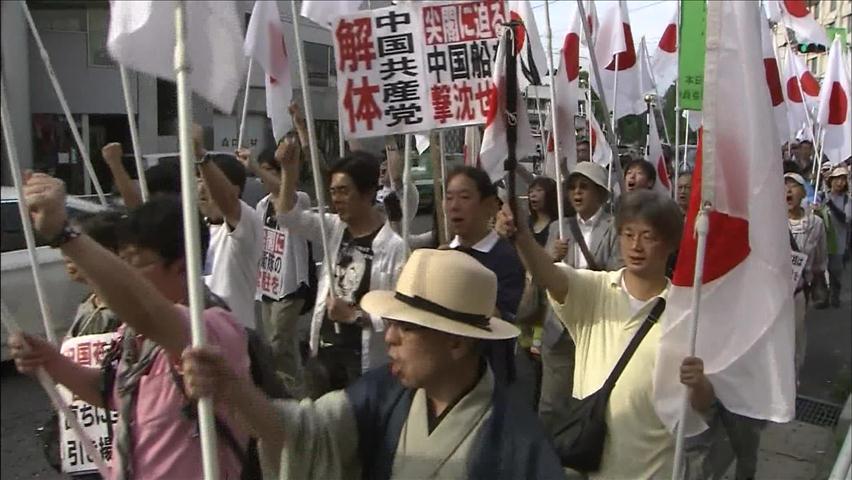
[809,57,818,74]
[304,42,336,87]
[87,8,113,67]
[829,0,836,12]
[157,79,178,136]
[31,8,87,32]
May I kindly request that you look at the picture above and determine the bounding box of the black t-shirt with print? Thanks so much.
[320,226,381,349]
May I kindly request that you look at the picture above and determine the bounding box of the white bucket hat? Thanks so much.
[784,172,808,188]
[568,162,610,192]
[361,249,520,340]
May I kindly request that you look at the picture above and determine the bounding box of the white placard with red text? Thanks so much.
[258,226,287,298]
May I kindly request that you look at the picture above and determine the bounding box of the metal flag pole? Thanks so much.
[237,58,254,149]
[674,0,682,199]
[402,134,412,256]
[671,204,710,480]
[0,302,110,478]
[683,109,691,159]
[291,1,339,305]
[1,74,58,345]
[645,97,652,157]
[608,54,620,189]
[813,129,827,204]
[576,0,622,194]
[438,130,450,244]
[119,66,149,202]
[20,0,107,206]
[172,3,219,479]
[543,0,565,238]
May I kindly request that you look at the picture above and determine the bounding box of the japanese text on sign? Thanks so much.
[59,333,118,474]
[333,0,506,139]
[258,227,287,299]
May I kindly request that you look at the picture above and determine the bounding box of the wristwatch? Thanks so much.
[48,221,82,248]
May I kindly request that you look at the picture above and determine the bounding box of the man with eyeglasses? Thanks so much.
[180,249,564,479]
[9,178,251,480]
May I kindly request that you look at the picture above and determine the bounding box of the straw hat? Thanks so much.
[361,249,520,340]
[568,162,610,192]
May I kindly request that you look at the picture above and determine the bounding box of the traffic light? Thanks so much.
[797,43,827,54]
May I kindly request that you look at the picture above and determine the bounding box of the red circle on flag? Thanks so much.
[801,72,821,97]
[659,24,677,53]
[764,59,784,107]
[827,82,849,125]
[605,23,637,71]
[786,77,804,103]
[563,33,580,81]
[783,0,810,18]
[510,11,526,55]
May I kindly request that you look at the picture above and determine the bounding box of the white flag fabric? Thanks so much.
[414,133,430,156]
[787,50,822,106]
[463,126,482,167]
[508,0,547,88]
[638,37,657,96]
[300,0,362,28]
[582,0,600,47]
[588,112,612,167]
[479,31,538,183]
[543,11,582,178]
[654,0,795,437]
[816,37,852,165]
[108,1,245,114]
[759,13,791,143]
[782,48,816,142]
[652,8,678,96]
[245,0,292,142]
[591,1,644,120]
[646,109,670,195]
[769,0,829,46]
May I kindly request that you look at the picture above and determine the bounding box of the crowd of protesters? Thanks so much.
[7,102,851,480]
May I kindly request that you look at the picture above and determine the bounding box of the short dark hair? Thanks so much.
[782,160,803,175]
[72,211,125,253]
[210,153,247,196]
[615,190,684,249]
[144,163,181,195]
[798,140,813,147]
[624,158,657,185]
[577,138,590,146]
[256,147,280,173]
[120,194,209,267]
[329,151,380,196]
[446,166,498,200]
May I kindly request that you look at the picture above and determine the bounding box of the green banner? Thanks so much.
[826,27,848,51]
[678,0,706,111]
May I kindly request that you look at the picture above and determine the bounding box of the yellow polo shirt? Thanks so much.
[548,266,674,479]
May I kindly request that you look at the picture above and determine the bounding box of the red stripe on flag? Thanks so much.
[827,81,849,125]
[672,131,751,286]
[659,23,677,53]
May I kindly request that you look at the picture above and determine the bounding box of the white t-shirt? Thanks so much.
[204,200,263,328]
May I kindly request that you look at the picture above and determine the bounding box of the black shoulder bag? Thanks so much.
[551,297,666,472]
[566,216,602,271]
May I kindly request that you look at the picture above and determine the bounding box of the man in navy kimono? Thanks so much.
[181,249,565,479]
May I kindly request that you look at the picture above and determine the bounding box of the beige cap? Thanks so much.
[567,162,609,192]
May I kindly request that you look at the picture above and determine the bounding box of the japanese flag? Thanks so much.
[782,48,816,142]
[760,12,791,143]
[245,0,292,142]
[786,50,821,106]
[652,8,678,96]
[588,112,612,167]
[479,30,538,183]
[508,0,548,88]
[768,0,829,45]
[581,0,600,47]
[543,10,582,178]
[591,1,644,120]
[638,37,657,96]
[300,0,363,28]
[646,109,670,194]
[655,0,795,438]
[107,1,245,113]
[816,36,852,165]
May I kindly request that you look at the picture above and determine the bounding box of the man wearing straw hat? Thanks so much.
[181,249,565,479]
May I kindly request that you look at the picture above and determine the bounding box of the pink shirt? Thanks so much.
[109,306,250,480]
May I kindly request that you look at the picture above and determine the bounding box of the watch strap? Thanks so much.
[48,221,82,248]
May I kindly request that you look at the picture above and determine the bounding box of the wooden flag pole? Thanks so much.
[237,58,254,148]
[173,3,220,479]
[543,0,565,238]
[20,0,107,206]
[120,66,150,202]
[608,54,620,189]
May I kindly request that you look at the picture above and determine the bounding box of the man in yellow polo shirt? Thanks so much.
[497,190,715,479]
